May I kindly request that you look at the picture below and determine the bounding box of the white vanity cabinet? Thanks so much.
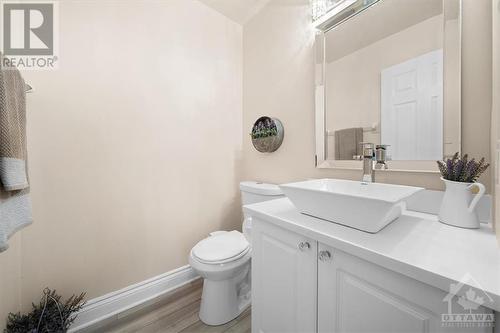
[252,219,317,333]
[317,243,491,333]
[252,219,492,333]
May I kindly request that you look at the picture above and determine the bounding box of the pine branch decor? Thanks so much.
[437,152,489,183]
[5,288,86,333]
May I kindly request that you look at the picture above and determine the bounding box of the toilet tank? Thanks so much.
[240,181,284,205]
[240,181,284,242]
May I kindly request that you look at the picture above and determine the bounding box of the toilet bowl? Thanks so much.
[189,181,283,326]
[189,231,251,325]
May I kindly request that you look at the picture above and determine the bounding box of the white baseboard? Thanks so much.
[69,265,199,332]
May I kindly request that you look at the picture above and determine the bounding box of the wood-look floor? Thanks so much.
[85,279,251,333]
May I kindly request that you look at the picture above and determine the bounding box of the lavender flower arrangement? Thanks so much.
[251,117,278,140]
[437,152,489,183]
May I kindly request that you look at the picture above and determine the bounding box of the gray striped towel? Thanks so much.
[0,53,32,252]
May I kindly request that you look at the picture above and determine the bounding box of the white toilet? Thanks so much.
[189,181,284,326]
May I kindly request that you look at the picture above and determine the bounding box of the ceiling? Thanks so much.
[198,0,272,25]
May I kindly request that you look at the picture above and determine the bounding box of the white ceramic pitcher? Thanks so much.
[438,178,485,229]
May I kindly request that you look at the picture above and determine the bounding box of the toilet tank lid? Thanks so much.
[240,181,283,196]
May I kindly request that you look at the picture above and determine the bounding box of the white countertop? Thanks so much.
[244,198,500,312]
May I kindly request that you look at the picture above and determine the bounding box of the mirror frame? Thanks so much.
[314,0,462,173]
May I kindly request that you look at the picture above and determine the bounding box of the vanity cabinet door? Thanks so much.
[252,218,317,333]
[317,243,491,333]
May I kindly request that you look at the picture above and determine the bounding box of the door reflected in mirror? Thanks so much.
[316,0,461,170]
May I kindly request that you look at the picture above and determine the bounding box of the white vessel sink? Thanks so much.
[280,179,423,233]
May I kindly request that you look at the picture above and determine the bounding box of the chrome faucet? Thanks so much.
[360,142,375,182]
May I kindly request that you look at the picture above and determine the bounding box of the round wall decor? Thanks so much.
[251,116,284,153]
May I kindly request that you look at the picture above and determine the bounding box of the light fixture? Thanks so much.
[310,0,342,21]
[310,0,380,30]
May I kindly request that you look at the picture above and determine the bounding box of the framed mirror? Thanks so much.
[315,0,462,172]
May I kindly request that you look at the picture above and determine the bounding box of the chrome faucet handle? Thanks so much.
[359,142,375,158]
[375,144,390,170]
[375,144,389,161]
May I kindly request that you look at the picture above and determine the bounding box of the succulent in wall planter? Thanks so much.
[4,288,86,333]
[250,116,284,153]
[436,153,489,229]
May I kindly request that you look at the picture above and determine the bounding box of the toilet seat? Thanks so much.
[192,231,250,265]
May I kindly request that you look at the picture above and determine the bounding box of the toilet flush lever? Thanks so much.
[298,242,311,251]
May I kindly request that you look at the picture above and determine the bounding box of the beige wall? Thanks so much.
[461,0,492,191]
[0,235,21,329]
[243,0,492,192]
[0,0,243,327]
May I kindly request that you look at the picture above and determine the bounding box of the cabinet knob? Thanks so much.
[298,241,311,251]
[318,250,332,262]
